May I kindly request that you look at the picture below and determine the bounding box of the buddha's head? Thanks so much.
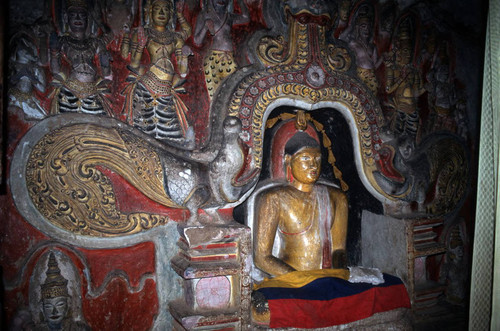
[40,253,70,328]
[150,0,172,28]
[284,132,321,188]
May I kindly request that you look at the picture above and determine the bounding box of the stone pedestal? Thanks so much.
[169,221,252,330]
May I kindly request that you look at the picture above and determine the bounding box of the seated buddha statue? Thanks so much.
[253,131,349,277]
[249,119,411,329]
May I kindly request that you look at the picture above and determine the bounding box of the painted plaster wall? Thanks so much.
[1,0,486,329]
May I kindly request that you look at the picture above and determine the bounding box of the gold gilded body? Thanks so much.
[124,0,191,84]
[254,147,348,276]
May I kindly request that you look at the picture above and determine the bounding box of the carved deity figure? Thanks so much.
[440,222,468,305]
[9,30,47,120]
[254,132,348,277]
[121,0,194,147]
[384,20,425,141]
[102,0,136,52]
[340,4,382,94]
[49,0,113,116]
[36,253,90,331]
[337,0,351,30]
[377,1,396,53]
[425,45,457,133]
[193,0,249,102]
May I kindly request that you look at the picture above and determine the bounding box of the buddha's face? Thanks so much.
[42,296,68,326]
[289,147,321,184]
[151,1,170,27]
[67,7,88,33]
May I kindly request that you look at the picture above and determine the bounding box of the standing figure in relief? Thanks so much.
[193,0,249,102]
[121,0,194,147]
[102,0,137,53]
[49,0,113,116]
[340,4,382,95]
[440,222,468,305]
[9,31,47,120]
[425,45,457,133]
[254,132,348,277]
[384,19,425,142]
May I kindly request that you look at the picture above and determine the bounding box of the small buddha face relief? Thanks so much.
[67,7,88,33]
[42,296,69,326]
[151,1,171,27]
[289,147,322,185]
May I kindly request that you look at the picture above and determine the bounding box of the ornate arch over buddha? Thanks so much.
[224,1,394,205]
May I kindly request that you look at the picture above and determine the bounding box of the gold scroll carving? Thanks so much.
[257,16,310,70]
[25,124,180,237]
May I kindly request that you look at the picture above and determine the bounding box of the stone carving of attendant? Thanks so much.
[336,0,352,33]
[440,223,468,305]
[9,31,47,120]
[102,0,136,52]
[425,46,457,133]
[49,0,113,116]
[254,132,348,277]
[193,0,249,102]
[340,4,382,94]
[36,253,90,331]
[384,20,425,141]
[377,1,396,54]
[121,0,194,147]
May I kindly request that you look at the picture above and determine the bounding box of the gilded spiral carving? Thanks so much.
[257,35,288,66]
[257,18,310,71]
[427,138,469,215]
[25,124,176,237]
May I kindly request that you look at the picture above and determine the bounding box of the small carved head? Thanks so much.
[355,5,373,39]
[66,3,89,34]
[147,0,173,28]
[40,253,70,327]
